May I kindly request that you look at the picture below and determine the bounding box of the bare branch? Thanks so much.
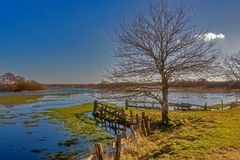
[103,0,219,124]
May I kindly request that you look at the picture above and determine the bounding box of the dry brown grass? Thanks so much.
[103,129,158,160]
[206,148,240,160]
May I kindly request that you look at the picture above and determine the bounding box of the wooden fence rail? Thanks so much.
[92,100,154,133]
[93,101,156,160]
[91,100,151,159]
[125,99,204,110]
[93,100,128,125]
[125,99,240,111]
[91,99,240,159]
[91,125,154,160]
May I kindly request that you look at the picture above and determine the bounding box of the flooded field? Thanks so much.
[0,89,240,159]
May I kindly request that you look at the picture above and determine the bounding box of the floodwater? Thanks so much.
[0,89,240,159]
[0,89,96,160]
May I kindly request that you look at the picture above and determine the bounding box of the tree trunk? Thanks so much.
[161,80,169,125]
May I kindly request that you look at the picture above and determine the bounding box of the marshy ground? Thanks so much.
[1,90,240,159]
[0,92,77,106]
[48,102,240,160]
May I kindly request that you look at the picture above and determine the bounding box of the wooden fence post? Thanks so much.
[141,119,147,136]
[93,100,98,115]
[94,143,104,160]
[115,134,121,160]
[125,99,128,110]
[142,112,145,120]
[130,125,135,136]
[144,116,152,135]
[221,99,224,110]
[130,110,133,123]
[121,108,126,124]
[204,102,207,111]
[136,114,139,126]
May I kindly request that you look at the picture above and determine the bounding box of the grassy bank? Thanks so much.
[47,103,113,140]
[0,94,44,106]
[46,102,240,159]
[207,103,230,109]
[125,106,240,159]
[0,93,76,106]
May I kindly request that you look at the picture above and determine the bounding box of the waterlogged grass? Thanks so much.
[45,102,240,159]
[23,119,40,125]
[0,112,17,125]
[0,113,16,119]
[0,94,44,106]
[0,92,76,106]
[23,119,40,128]
[207,103,230,109]
[48,103,114,140]
[48,152,76,160]
[124,106,240,160]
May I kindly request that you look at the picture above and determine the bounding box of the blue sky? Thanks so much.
[0,0,239,83]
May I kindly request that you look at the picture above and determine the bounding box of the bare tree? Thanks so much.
[0,72,18,85]
[225,51,240,81]
[105,0,219,125]
[0,72,44,91]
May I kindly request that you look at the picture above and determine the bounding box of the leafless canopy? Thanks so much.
[225,51,240,81]
[105,1,218,102]
[103,0,221,124]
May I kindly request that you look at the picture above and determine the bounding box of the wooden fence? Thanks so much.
[90,125,156,160]
[93,100,128,125]
[90,99,240,160]
[125,99,205,111]
[229,100,240,109]
[91,101,156,159]
[124,99,240,111]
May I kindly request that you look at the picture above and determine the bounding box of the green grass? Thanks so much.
[46,102,240,159]
[0,94,44,106]
[0,93,76,106]
[124,106,240,159]
[47,103,114,140]
[207,103,230,109]
[23,119,40,128]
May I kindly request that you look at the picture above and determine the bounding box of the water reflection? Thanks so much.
[0,89,240,159]
[0,89,95,160]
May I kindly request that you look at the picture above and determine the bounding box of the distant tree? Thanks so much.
[0,72,17,84]
[198,78,207,83]
[105,0,219,125]
[0,72,44,91]
[225,51,240,81]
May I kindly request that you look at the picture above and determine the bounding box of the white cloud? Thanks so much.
[198,32,225,41]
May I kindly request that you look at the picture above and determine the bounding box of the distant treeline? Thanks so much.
[0,72,45,92]
[45,83,140,89]
[46,79,240,91]
[172,79,240,90]
[45,84,100,89]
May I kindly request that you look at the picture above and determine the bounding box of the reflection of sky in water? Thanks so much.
[168,92,238,106]
[106,91,240,111]
[1,89,240,159]
[105,91,240,107]
[0,89,95,160]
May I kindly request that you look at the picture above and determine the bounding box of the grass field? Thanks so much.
[127,106,240,159]
[48,103,113,140]
[46,102,240,159]
[0,93,76,106]
[207,103,230,109]
[0,94,44,106]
